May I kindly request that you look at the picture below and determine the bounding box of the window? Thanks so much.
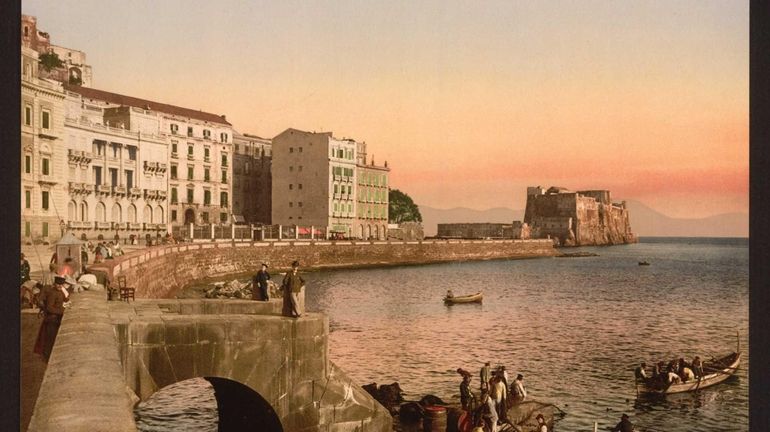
[289,184,293,190]
[220,133,228,143]
[42,158,50,175]
[221,170,227,183]
[93,166,102,186]
[128,146,137,160]
[204,190,211,205]
[298,165,303,172]
[170,165,177,179]
[187,188,194,204]
[25,190,31,209]
[201,212,209,223]
[220,192,228,207]
[289,202,293,208]
[24,105,31,126]
[221,154,228,166]
[348,185,352,194]
[299,183,303,190]
[126,170,133,189]
[24,155,31,174]
[299,147,303,153]
[42,191,49,210]
[188,145,194,156]
[112,143,119,158]
[188,166,194,180]
[203,129,211,140]
[42,110,50,129]
[289,166,293,172]
[25,222,31,237]
[334,203,338,212]
[334,184,338,194]
[298,201,303,207]
[338,149,343,158]
[172,142,178,154]
[110,168,118,186]
[220,213,228,223]
[170,124,179,134]
[289,147,294,153]
[171,210,177,221]
[204,147,210,159]
[204,168,210,181]
[42,222,48,237]
[171,188,178,203]
[187,126,193,137]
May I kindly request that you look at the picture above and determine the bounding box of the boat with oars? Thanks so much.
[635,332,741,396]
[443,291,483,305]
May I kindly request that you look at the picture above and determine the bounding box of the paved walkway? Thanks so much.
[20,310,47,432]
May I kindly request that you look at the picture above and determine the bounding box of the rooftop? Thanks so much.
[63,83,231,126]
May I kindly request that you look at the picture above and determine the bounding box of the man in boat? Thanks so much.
[446,289,454,299]
[681,365,696,383]
[281,260,305,318]
[666,370,682,385]
[480,362,491,392]
[634,362,649,384]
[691,356,704,379]
[610,413,634,432]
[460,374,474,411]
[511,374,527,404]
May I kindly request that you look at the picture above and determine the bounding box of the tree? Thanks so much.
[388,189,422,224]
[39,52,64,72]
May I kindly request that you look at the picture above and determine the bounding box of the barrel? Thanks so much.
[423,405,448,432]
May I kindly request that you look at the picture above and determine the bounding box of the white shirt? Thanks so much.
[514,379,527,398]
[539,424,548,432]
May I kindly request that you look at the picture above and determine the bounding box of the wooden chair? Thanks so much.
[116,275,136,302]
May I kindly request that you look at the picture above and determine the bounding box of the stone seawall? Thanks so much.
[91,239,556,299]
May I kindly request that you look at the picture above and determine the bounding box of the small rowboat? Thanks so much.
[444,292,483,304]
[638,261,651,266]
[636,332,741,396]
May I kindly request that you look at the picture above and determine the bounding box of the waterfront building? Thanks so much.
[232,132,272,225]
[271,128,389,239]
[21,45,68,243]
[354,141,389,240]
[62,84,234,230]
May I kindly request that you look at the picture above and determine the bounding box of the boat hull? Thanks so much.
[636,352,740,395]
[444,292,483,304]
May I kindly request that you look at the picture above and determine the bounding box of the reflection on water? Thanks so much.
[134,378,218,432]
[152,238,747,431]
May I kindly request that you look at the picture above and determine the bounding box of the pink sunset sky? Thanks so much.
[23,0,748,218]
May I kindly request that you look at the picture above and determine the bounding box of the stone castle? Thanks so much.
[524,186,636,246]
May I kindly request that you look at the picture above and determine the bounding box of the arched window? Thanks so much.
[111,203,122,223]
[68,201,77,221]
[154,206,164,224]
[127,204,137,223]
[95,202,106,222]
[80,201,89,222]
[144,205,153,223]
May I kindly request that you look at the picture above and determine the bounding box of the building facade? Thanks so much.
[21,45,68,243]
[22,14,93,87]
[271,128,389,239]
[233,132,272,224]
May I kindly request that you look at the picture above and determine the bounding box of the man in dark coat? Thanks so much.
[34,276,70,361]
[252,263,271,301]
[281,260,305,318]
[611,413,634,432]
[21,253,31,285]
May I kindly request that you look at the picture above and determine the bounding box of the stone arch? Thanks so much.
[80,201,89,222]
[379,225,385,240]
[367,224,372,240]
[127,204,137,223]
[111,202,122,223]
[154,206,164,224]
[358,225,364,239]
[95,202,106,222]
[143,205,152,223]
[68,200,77,221]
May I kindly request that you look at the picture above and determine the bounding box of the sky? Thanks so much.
[22,0,749,218]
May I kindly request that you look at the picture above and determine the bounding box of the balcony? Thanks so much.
[204,156,210,163]
[128,222,142,230]
[143,223,157,230]
[67,149,94,165]
[187,154,195,161]
[129,187,142,197]
[158,190,168,200]
[144,189,159,200]
[113,222,127,230]
[113,185,127,195]
[96,185,111,194]
[155,223,168,231]
[95,221,111,230]
[67,221,91,229]
[171,152,178,159]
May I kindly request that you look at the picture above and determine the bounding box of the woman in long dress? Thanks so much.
[281,260,305,318]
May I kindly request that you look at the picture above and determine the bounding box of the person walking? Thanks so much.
[252,263,271,301]
[33,275,70,361]
[480,362,491,392]
[21,253,31,285]
[281,260,305,318]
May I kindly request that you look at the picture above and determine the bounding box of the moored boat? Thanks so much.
[638,261,650,266]
[636,333,741,396]
[444,292,483,304]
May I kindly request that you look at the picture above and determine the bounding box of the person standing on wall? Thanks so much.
[281,260,305,318]
[33,275,71,361]
[252,263,271,301]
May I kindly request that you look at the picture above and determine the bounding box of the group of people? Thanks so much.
[635,356,705,387]
[457,362,533,432]
[250,260,305,318]
[83,240,124,264]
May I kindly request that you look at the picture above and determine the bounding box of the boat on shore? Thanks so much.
[636,333,741,396]
[638,261,650,266]
[444,292,483,304]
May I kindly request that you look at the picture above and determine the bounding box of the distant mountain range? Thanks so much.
[418,200,748,238]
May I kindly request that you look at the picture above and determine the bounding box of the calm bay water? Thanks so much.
[136,237,749,431]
